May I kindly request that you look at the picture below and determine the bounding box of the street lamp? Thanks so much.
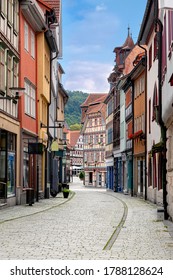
[0,87,25,101]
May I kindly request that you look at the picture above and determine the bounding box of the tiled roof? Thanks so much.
[123,45,144,76]
[68,130,80,147]
[81,93,107,125]
[122,35,134,49]
[81,93,107,107]
[41,0,61,22]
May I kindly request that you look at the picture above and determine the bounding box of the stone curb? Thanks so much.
[0,191,75,224]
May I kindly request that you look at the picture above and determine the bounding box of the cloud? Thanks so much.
[96,3,107,12]
[63,60,113,93]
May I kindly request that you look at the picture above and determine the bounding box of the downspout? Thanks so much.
[137,43,147,200]
[44,50,59,198]
[154,16,168,220]
[131,79,134,197]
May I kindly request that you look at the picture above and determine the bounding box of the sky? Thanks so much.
[61,0,148,93]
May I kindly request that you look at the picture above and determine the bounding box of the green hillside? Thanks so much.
[65,90,89,128]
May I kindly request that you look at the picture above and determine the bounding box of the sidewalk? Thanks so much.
[0,178,173,259]
[0,191,74,224]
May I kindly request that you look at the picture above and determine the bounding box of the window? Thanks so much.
[162,14,167,78]
[153,153,157,188]
[168,11,173,52]
[1,0,7,15]
[13,59,18,87]
[149,99,151,134]
[107,100,112,116]
[96,152,99,162]
[148,155,152,187]
[154,34,158,60]
[152,84,158,121]
[0,47,5,92]
[107,127,113,144]
[158,152,162,190]
[89,119,92,127]
[141,114,145,132]
[44,54,50,83]
[42,99,47,123]
[7,55,12,95]
[24,80,36,118]
[24,22,29,51]
[120,122,124,139]
[7,0,13,23]
[31,31,35,58]
[101,152,104,161]
[13,0,19,32]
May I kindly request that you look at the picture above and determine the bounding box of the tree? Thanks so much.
[79,171,85,180]
[70,123,82,131]
[65,91,88,126]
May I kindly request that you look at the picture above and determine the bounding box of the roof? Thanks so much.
[123,45,144,75]
[67,131,81,148]
[80,93,107,107]
[87,103,107,120]
[122,35,135,49]
[81,93,107,125]
[137,0,155,44]
[41,0,61,23]
[114,27,134,52]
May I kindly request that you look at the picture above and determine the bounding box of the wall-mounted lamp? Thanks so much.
[0,87,25,101]
[41,122,64,128]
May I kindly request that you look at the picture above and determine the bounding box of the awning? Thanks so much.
[72,166,83,170]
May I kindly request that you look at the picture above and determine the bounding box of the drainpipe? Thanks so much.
[154,16,168,220]
[131,80,134,197]
[137,43,147,201]
[45,47,59,198]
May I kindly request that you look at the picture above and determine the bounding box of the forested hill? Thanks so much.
[65,91,89,128]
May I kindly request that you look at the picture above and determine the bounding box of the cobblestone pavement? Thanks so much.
[0,177,173,260]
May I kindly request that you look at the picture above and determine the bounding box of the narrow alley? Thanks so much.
[0,177,173,260]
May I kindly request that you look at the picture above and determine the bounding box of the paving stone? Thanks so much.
[0,177,173,259]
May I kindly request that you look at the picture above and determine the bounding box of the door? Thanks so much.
[7,152,15,197]
[127,160,133,193]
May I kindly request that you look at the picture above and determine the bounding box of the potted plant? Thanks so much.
[62,188,71,198]
[79,171,85,180]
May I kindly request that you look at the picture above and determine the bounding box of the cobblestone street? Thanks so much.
[0,177,173,260]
